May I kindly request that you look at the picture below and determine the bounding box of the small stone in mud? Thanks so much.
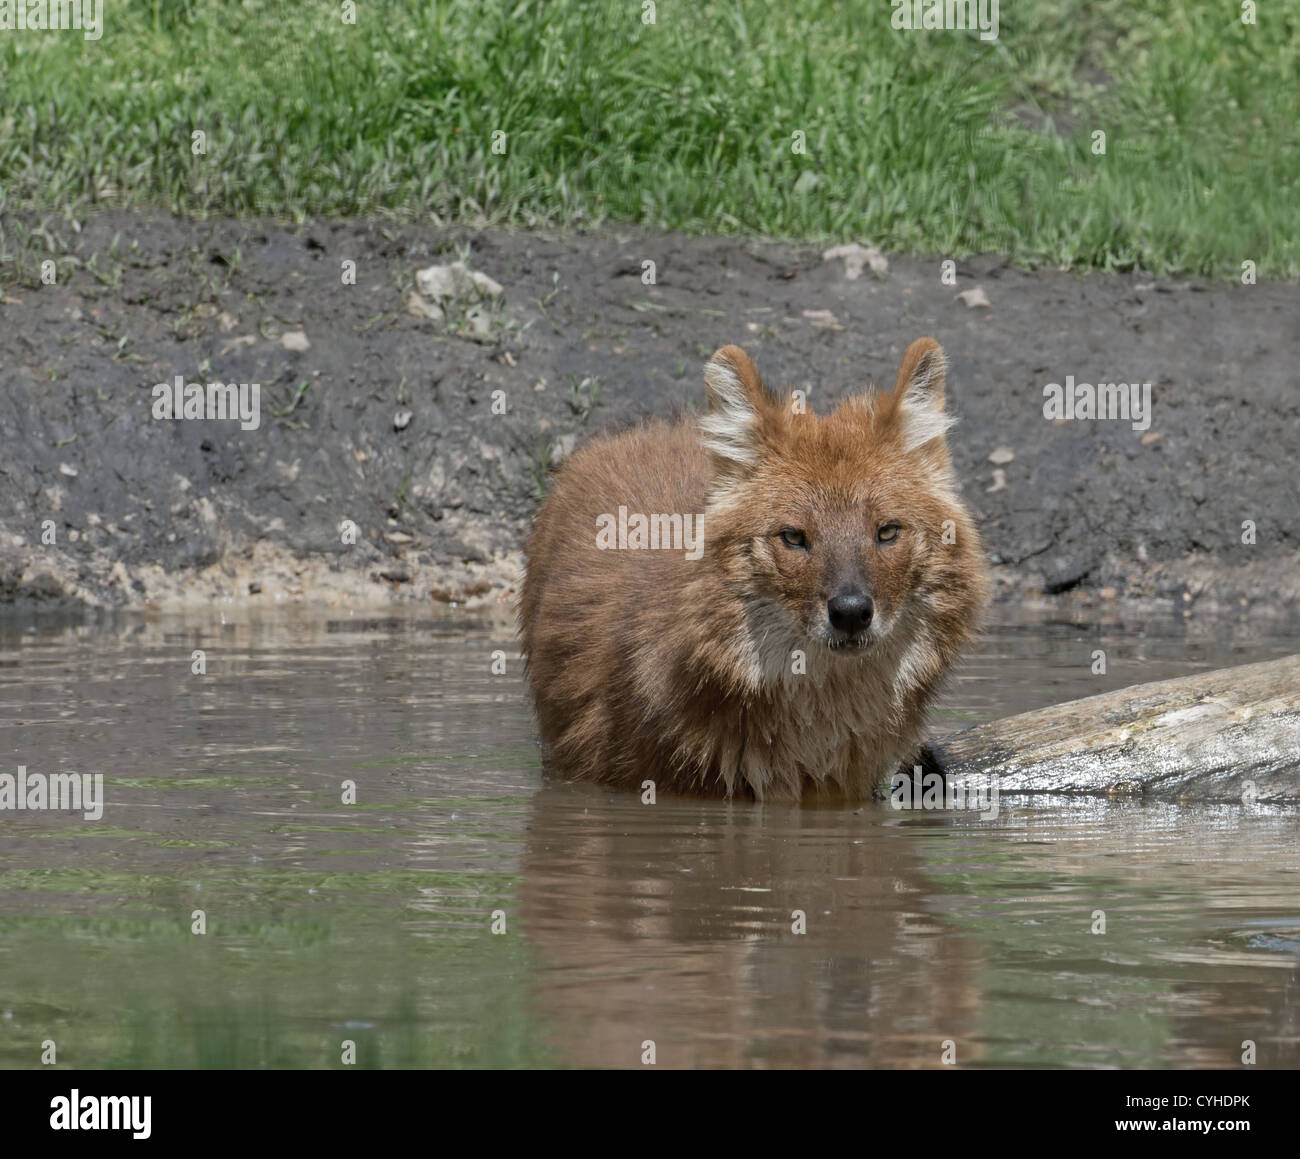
[822,243,888,279]
[802,308,840,328]
[464,304,492,337]
[957,286,992,308]
[988,446,1015,464]
[219,334,256,355]
[430,578,492,603]
[1141,432,1162,446]
[378,570,411,583]
[281,330,311,352]
[414,261,504,305]
[59,463,78,477]
[248,582,262,595]
[406,289,443,321]
[393,410,412,431]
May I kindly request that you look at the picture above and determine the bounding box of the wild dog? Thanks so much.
[520,339,988,801]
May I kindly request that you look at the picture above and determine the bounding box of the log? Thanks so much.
[930,654,1300,802]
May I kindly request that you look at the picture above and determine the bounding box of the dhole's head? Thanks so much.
[698,339,985,655]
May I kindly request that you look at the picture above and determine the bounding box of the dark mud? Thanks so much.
[1,212,1296,620]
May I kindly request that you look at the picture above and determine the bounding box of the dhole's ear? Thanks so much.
[890,337,956,452]
[700,345,775,469]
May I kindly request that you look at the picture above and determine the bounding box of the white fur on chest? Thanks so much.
[726,624,925,799]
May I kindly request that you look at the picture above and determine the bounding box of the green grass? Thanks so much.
[1,0,1297,277]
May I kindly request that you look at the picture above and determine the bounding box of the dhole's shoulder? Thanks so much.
[543,417,709,507]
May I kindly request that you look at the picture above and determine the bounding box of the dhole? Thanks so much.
[520,339,988,802]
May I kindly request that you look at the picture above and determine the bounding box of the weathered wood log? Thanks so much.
[930,654,1300,802]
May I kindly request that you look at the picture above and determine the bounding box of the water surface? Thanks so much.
[0,607,1296,1068]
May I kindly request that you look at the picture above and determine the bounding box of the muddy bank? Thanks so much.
[0,212,1296,621]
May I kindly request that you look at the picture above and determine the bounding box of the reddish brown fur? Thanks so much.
[520,339,989,801]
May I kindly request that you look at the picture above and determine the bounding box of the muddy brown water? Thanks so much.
[0,607,1297,1069]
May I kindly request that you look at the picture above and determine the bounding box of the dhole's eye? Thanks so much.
[876,523,901,544]
[779,528,808,550]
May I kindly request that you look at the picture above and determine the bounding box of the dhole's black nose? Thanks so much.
[827,591,874,634]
